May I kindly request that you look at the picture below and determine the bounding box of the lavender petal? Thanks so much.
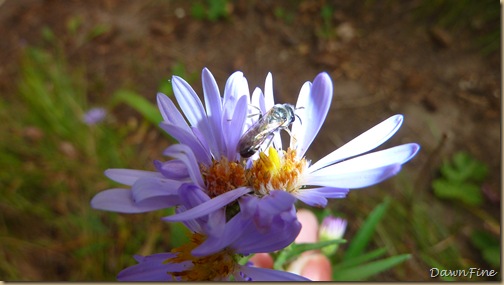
[91,188,179,213]
[159,122,211,166]
[238,265,310,281]
[224,95,248,160]
[104,169,163,186]
[163,144,206,188]
[153,159,189,180]
[306,164,402,189]
[130,177,182,203]
[309,115,405,172]
[310,143,420,176]
[202,68,224,157]
[117,253,191,281]
[162,186,251,222]
[171,75,209,130]
[156,93,190,132]
[292,73,333,158]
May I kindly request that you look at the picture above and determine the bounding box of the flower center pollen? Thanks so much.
[247,147,307,196]
[200,157,247,198]
[165,233,238,281]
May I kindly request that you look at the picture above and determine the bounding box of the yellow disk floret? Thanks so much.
[247,147,307,196]
[165,233,238,281]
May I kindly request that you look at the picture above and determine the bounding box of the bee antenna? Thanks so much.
[249,104,262,112]
[248,104,262,118]
[295,114,303,125]
[293,106,304,125]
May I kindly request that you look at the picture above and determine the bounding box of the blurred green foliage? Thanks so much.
[274,6,296,24]
[365,0,499,55]
[414,0,498,29]
[332,198,411,281]
[272,239,347,271]
[112,89,164,128]
[431,151,499,274]
[0,40,178,280]
[471,230,500,269]
[158,62,198,98]
[432,151,488,206]
[318,4,335,39]
[1,1,499,280]
[191,0,231,21]
[284,199,411,281]
[366,172,481,281]
[414,0,499,54]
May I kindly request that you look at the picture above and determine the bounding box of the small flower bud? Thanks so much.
[319,216,347,256]
[82,107,106,125]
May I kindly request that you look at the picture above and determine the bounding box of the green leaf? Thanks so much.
[238,254,253,266]
[292,239,347,254]
[273,239,346,270]
[440,151,488,183]
[471,230,499,249]
[320,4,333,21]
[159,62,196,96]
[207,0,229,21]
[433,151,488,206]
[482,246,500,268]
[67,16,82,35]
[432,179,483,206]
[191,2,207,20]
[343,197,390,260]
[169,222,191,248]
[74,240,109,258]
[163,207,190,248]
[87,24,110,40]
[333,254,411,281]
[471,230,500,268]
[419,253,456,281]
[158,78,173,97]
[112,89,163,127]
[334,247,387,270]
[41,26,56,43]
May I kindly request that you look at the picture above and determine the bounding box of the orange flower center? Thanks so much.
[200,148,307,198]
[247,147,307,196]
[166,233,238,281]
[200,157,247,198]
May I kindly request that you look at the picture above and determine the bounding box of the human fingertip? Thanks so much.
[249,253,274,269]
[300,254,332,281]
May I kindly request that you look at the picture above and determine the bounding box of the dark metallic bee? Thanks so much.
[237,103,300,158]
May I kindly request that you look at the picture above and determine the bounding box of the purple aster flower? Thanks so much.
[91,69,418,226]
[241,72,420,207]
[91,68,254,213]
[163,71,419,222]
[82,107,106,125]
[91,69,302,219]
[117,252,309,281]
[117,184,307,281]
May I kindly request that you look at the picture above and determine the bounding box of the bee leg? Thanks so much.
[283,127,297,147]
[262,133,276,151]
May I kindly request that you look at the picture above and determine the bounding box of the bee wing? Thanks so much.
[238,111,283,153]
[254,117,285,153]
